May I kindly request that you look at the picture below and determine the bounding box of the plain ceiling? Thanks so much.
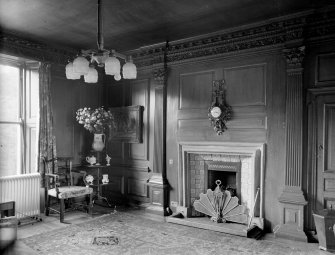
[0,0,333,52]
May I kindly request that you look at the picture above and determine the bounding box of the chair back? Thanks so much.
[43,157,73,190]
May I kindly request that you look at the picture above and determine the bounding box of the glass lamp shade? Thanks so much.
[122,61,137,79]
[65,62,81,80]
[73,56,89,75]
[84,66,98,83]
[114,73,121,81]
[105,56,120,75]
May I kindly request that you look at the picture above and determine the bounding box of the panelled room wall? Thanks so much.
[164,52,285,230]
[1,8,334,234]
[51,65,103,163]
[122,8,335,233]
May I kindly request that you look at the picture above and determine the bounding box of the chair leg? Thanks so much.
[60,199,65,223]
[45,195,50,216]
[88,193,93,217]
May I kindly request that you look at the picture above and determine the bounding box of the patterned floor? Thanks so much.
[18,210,332,255]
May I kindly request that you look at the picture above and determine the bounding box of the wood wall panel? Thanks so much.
[325,104,335,170]
[325,178,335,192]
[224,64,266,106]
[178,115,266,130]
[175,63,267,142]
[103,175,124,194]
[109,142,123,159]
[51,65,102,164]
[316,53,335,86]
[128,79,150,161]
[127,177,148,197]
[52,77,76,158]
[179,71,215,110]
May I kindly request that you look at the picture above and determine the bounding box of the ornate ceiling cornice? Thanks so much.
[0,32,76,64]
[306,9,335,40]
[0,8,334,67]
[132,9,335,68]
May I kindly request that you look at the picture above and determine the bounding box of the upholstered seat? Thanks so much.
[48,186,93,199]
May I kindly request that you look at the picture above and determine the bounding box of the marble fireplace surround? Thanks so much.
[167,142,265,236]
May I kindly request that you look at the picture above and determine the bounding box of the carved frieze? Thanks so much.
[0,32,75,64]
[132,10,335,68]
[153,68,166,85]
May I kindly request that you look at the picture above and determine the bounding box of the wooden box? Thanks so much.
[313,209,335,252]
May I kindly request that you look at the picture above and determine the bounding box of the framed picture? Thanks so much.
[108,105,143,143]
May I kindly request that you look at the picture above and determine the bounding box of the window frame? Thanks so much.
[0,54,40,175]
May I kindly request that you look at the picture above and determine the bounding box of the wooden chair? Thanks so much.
[43,157,93,223]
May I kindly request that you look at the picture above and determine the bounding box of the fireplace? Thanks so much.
[207,161,241,195]
[190,159,242,217]
[167,142,265,236]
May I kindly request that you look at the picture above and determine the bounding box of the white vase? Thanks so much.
[92,133,105,152]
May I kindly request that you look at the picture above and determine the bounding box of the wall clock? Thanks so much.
[208,80,232,135]
[209,106,222,118]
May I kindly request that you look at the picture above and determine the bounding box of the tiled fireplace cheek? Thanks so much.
[188,153,256,217]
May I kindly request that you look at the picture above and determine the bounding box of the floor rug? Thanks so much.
[20,211,326,255]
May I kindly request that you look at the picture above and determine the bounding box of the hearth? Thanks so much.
[167,142,265,237]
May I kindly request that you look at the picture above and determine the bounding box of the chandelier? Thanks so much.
[65,0,137,83]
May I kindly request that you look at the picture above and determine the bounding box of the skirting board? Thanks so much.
[166,216,248,237]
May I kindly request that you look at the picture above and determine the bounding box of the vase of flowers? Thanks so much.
[92,133,105,151]
[76,107,113,152]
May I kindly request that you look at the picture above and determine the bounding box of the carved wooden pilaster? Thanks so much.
[152,68,166,175]
[147,45,170,215]
[276,46,307,242]
[283,46,305,190]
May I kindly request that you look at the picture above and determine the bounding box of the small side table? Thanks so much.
[82,165,113,207]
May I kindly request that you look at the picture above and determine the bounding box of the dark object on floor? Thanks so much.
[0,216,18,252]
[92,236,119,245]
[313,208,335,252]
[0,201,18,252]
[247,225,264,240]
[171,212,184,218]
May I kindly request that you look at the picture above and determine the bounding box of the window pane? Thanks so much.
[26,69,39,118]
[0,123,20,176]
[0,64,20,121]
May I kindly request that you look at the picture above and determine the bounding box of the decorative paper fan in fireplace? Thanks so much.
[193,180,248,224]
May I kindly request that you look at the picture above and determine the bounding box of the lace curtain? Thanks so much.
[38,63,57,187]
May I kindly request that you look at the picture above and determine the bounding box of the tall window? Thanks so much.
[0,54,39,176]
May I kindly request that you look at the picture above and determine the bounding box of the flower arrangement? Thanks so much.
[76,107,113,133]
[85,174,94,186]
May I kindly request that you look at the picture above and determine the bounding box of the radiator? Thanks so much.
[0,173,40,219]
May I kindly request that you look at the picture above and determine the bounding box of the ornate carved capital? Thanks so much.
[283,46,305,68]
[152,68,167,88]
